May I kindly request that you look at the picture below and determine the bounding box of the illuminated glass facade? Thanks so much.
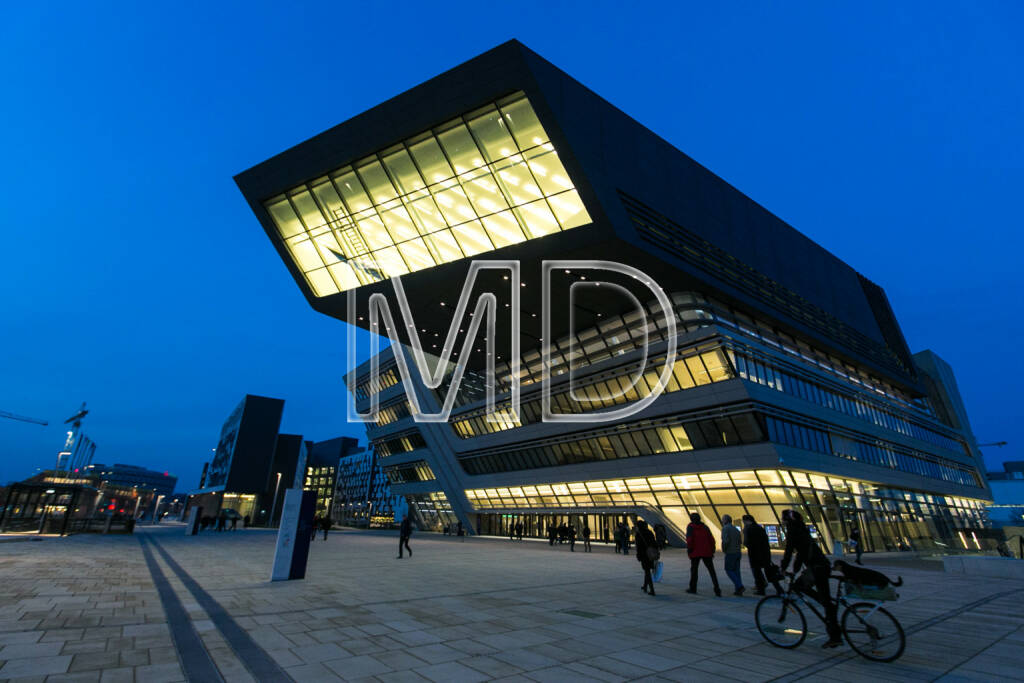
[244,41,993,555]
[466,469,989,552]
[263,92,590,297]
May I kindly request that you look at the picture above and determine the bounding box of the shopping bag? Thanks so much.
[652,561,664,583]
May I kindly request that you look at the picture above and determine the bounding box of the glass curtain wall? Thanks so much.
[264,92,591,297]
[465,469,989,552]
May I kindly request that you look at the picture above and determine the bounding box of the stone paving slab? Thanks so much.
[0,526,1022,682]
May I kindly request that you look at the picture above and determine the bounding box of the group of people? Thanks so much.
[545,522,592,551]
[665,510,845,649]
[198,511,248,532]
[441,521,465,538]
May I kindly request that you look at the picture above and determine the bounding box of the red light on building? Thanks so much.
[107,503,115,510]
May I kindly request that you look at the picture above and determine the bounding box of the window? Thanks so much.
[265,92,592,297]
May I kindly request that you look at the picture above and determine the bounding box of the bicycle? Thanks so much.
[754,571,906,662]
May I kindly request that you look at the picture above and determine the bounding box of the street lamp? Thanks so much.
[268,472,282,527]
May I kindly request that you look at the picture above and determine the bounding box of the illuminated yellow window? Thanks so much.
[452,222,494,256]
[263,92,592,297]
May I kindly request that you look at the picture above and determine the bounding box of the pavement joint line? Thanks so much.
[765,586,1024,682]
[146,532,295,683]
[138,534,224,683]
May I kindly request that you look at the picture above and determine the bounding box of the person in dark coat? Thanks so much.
[549,524,557,546]
[583,524,592,552]
[397,515,413,558]
[685,513,721,596]
[742,514,773,595]
[654,523,667,550]
[780,510,841,648]
[515,521,523,541]
[613,525,622,553]
[568,524,577,552]
[620,523,631,554]
[635,520,659,596]
[320,515,331,541]
[849,527,863,565]
[311,515,320,541]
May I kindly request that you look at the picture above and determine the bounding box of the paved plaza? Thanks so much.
[0,526,1022,682]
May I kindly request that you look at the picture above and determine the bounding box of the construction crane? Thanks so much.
[0,410,48,426]
[64,402,88,428]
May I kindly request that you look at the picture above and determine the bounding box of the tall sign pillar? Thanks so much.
[270,489,316,581]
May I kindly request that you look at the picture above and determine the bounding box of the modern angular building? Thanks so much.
[236,41,992,552]
[186,394,300,525]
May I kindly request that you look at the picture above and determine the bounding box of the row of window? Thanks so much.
[435,292,712,408]
[384,460,436,484]
[353,367,400,400]
[375,400,412,426]
[438,289,929,423]
[458,412,764,475]
[264,92,590,297]
[464,468,988,552]
[374,431,428,457]
[450,348,733,438]
[763,417,981,488]
[733,350,964,453]
[623,192,911,378]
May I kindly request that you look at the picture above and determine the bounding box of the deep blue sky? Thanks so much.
[2,2,1021,488]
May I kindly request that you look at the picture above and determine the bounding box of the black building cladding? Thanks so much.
[238,41,992,551]
[187,394,293,525]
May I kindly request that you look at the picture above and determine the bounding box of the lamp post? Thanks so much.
[268,472,282,527]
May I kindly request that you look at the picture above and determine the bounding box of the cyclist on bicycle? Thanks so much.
[779,509,842,648]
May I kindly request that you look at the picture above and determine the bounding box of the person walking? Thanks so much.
[569,523,577,552]
[654,523,667,550]
[515,521,523,541]
[243,514,251,528]
[216,512,226,532]
[397,515,413,558]
[321,515,331,541]
[230,515,238,531]
[613,525,622,554]
[509,523,516,541]
[685,513,721,596]
[621,523,631,555]
[849,527,863,565]
[456,521,464,541]
[549,523,557,546]
[311,515,320,542]
[721,515,745,596]
[635,520,659,596]
[583,524,592,552]
[741,514,772,595]
[780,510,842,648]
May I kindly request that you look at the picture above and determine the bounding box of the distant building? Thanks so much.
[301,437,362,518]
[84,463,177,497]
[0,470,157,534]
[332,442,404,528]
[987,461,1024,528]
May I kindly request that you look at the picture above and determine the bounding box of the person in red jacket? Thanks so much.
[686,513,722,596]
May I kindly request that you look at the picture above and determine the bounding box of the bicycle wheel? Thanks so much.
[755,595,807,649]
[841,602,906,662]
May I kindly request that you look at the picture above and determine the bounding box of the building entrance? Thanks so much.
[476,512,651,545]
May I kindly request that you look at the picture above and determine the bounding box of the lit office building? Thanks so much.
[237,41,992,552]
